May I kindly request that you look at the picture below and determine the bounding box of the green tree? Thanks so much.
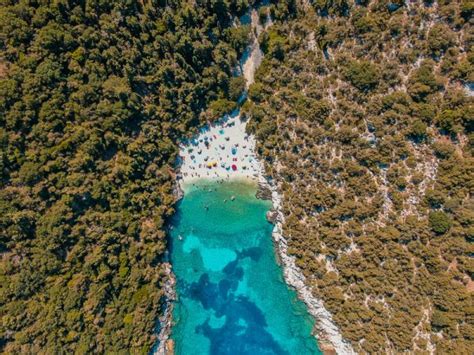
[344,60,380,92]
[429,211,452,234]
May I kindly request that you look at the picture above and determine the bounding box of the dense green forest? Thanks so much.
[1,0,472,353]
[0,0,253,352]
[245,0,473,353]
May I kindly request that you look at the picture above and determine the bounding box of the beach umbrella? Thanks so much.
[231,164,237,171]
[231,147,237,155]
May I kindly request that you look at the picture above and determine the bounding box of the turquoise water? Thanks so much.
[169,180,320,354]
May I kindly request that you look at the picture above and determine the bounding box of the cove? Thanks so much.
[169,180,321,354]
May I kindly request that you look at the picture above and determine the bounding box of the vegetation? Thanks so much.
[245,0,473,352]
[1,0,472,353]
[0,0,253,352]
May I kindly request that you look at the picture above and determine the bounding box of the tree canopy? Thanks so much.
[0,0,253,352]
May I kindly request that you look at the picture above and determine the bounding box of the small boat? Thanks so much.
[178,235,183,241]
[231,196,235,201]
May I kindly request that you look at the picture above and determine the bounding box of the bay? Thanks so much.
[169,180,321,354]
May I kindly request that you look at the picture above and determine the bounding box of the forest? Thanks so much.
[0,0,253,352]
[1,0,472,354]
[245,0,473,353]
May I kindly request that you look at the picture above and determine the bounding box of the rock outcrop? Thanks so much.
[152,263,176,355]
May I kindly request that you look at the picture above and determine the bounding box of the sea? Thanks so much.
[168,179,320,354]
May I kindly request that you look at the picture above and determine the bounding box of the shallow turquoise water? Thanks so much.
[169,180,320,354]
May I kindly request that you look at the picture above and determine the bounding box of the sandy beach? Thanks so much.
[177,110,263,188]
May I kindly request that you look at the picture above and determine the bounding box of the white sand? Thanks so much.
[177,110,263,188]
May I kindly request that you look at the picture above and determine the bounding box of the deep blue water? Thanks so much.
[169,180,320,354]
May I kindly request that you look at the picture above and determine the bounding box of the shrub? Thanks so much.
[429,211,452,234]
[427,24,456,56]
[344,60,380,92]
[408,119,427,140]
[209,99,237,118]
[228,76,246,101]
[432,310,451,329]
[408,64,441,101]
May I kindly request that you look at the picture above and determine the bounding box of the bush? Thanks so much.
[461,0,474,19]
[228,76,246,101]
[432,310,451,329]
[429,211,452,234]
[408,64,441,101]
[344,60,380,92]
[408,119,427,140]
[209,99,237,118]
[436,109,463,134]
[432,141,455,159]
[259,29,286,60]
[427,24,455,56]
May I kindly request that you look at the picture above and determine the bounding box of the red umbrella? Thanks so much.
[231,164,237,171]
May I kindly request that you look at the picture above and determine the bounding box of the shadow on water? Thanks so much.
[180,254,288,355]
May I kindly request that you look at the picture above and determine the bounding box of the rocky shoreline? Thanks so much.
[258,175,356,355]
[152,263,176,355]
[256,180,273,201]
